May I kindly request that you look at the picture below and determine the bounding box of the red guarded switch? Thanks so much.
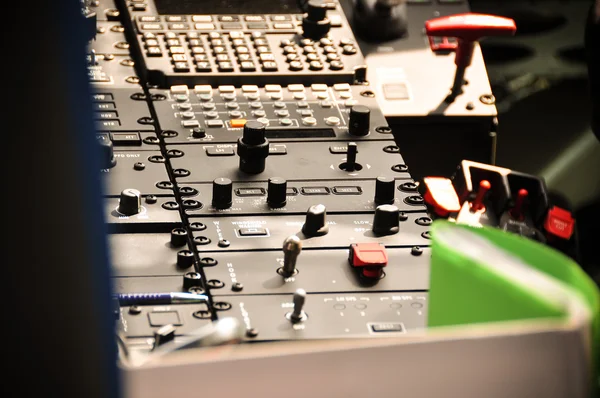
[544,206,575,240]
[423,177,461,217]
[425,13,516,97]
[349,243,388,279]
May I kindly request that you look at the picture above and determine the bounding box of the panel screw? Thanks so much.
[391,164,408,173]
[151,94,167,101]
[194,236,211,245]
[232,282,243,292]
[137,116,154,125]
[375,126,392,134]
[190,222,207,231]
[246,328,259,338]
[207,279,225,289]
[130,92,146,101]
[129,305,142,315]
[398,182,418,192]
[193,310,211,320]
[218,239,230,248]
[411,246,423,256]
[133,162,145,171]
[199,257,217,266]
[479,94,495,105]
[416,217,432,226]
[213,302,232,311]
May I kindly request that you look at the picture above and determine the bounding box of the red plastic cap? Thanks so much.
[425,13,517,42]
[423,177,461,217]
[544,206,575,240]
[349,243,388,279]
[470,180,491,212]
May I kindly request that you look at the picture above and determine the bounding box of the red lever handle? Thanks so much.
[425,13,516,68]
[425,13,517,42]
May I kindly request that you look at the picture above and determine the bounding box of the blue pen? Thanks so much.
[116,292,208,306]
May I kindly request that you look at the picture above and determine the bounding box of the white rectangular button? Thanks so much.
[287,84,305,92]
[333,83,351,91]
[192,15,212,22]
[241,85,259,93]
[311,84,328,92]
[170,85,189,95]
[194,23,215,30]
[194,85,213,94]
[218,85,235,93]
[265,84,282,92]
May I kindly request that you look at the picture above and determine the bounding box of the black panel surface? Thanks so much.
[203,248,430,295]
[168,140,411,183]
[190,213,431,252]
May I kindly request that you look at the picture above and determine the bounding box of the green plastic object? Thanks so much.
[428,221,600,393]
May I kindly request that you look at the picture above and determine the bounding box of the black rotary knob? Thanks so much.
[117,188,141,216]
[375,176,395,205]
[183,271,202,290]
[372,204,400,236]
[353,0,408,42]
[237,121,269,174]
[99,138,117,168]
[302,204,329,237]
[267,177,287,208]
[170,228,188,247]
[349,105,370,136]
[302,0,331,40]
[212,178,233,209]
[177,250,195,268]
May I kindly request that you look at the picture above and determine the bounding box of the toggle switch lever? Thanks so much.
[280,235,302,277]
[425,13,516,99]
[288,288,307,323]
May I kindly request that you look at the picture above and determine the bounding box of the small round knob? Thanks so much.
[302,204,329,237]
[177,250,195,268]
[375,176,395,205]
[117,188,141,216]
[267,177,287,208]
[170,228,187,247]
[238,121,269,174]
[302,0,331,40]
[183,271,202,290]
[242,120,266,145]
[372,204,400,236]
[99,138,117,168]
[212,178,233,209]
[349,105,370,136]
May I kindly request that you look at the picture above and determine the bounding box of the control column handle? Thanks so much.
[425,13,516,96]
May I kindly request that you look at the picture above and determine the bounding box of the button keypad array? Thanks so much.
[127,7,365,86]
[143,31,278,73]
[151,83,391,144]
[136,14,317,33]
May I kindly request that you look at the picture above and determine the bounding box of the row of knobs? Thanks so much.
[99,103,371,171]
[212,175,397,210]
[237,106,371,174]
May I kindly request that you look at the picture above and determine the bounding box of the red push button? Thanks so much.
[423,177,461,217]
[349,243,388,279]
[544,206,575,240]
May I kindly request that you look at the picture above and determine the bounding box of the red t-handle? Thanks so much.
[425,13,516,98]
[425,13,516,67]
